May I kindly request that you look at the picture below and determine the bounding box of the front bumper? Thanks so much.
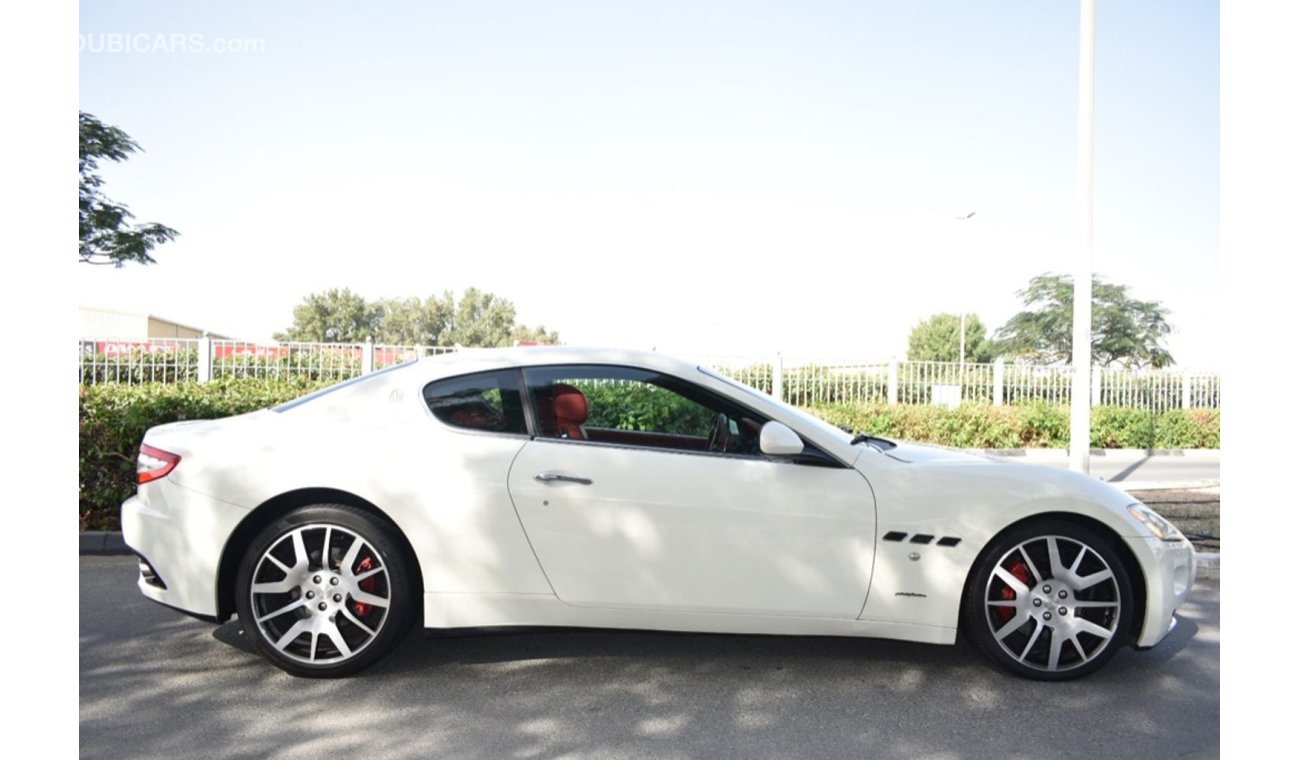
[121,478,251,619]
[1124,534,1196,648]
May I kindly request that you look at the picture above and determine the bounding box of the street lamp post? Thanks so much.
[956,212,977,377]
[1070,0,1096,474]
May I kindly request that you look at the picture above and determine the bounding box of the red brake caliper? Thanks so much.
[996,561,1032,623]
[353,556,378,617]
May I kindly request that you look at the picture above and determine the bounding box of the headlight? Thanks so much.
[1128,503,1184,542]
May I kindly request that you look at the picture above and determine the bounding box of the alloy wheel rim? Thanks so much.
[249,524,391,665]
[983,535,1121,673]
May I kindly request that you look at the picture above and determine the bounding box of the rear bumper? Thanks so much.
[120,479,250,619]
[1125,535,1196,648]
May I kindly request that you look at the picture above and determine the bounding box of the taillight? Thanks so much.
[137,444,181,484]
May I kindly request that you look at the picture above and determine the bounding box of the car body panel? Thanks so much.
[121,482,251,617]
[120,346,1194,662]
[854,449,1158,628]
[508,438,876,617]
[1126,535,1196,647]
[419,589,955,645]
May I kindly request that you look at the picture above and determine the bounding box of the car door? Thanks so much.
[415,368,553,595]
[507,365,876,618]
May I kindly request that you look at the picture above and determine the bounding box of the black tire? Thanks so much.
[962,519,1134,681]
[234,504,416,677]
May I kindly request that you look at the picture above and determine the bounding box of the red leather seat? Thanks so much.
[534,392,557,437]
[552,383,589,440]
[447,400,504,430]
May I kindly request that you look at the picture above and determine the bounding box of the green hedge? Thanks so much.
[79,378,332,531]
[806,402,1219,450]
[575,381,716,435]
[79,380,1221,531]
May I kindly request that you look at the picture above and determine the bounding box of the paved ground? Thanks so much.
[81,556,1219,759]
[989,450,1219,487]
[1130,488,1220,553]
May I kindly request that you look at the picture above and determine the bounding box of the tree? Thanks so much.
[511,323,561,345]
[993,273,1174,368]
[273,288,380,343]
[907,313,993,363]
[441,288,560,346]
[442,288,517,347]
[79,112,178,266]
[275,288,561,346]
[374,295,453,345]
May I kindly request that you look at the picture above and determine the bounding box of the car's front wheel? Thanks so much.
[235,504,415,677]
[963,520,1134,681]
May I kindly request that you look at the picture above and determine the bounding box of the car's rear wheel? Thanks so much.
[234,504,415,677]
[963,520,1133,681]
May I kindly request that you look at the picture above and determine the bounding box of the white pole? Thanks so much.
[197,336,212,384]
[959,313,966,369]
[956,212,976,393]
[1070,0,1096,474]
[959,311,966,403]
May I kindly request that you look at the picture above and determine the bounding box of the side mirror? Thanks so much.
[759,421,805,456]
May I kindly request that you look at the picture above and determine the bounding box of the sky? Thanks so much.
[78,0,1220,368]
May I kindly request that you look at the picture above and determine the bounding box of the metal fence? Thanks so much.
[78,338,1220,411]
[78,338,458,385]
[79,338,201,384]
[693,354,1219,411]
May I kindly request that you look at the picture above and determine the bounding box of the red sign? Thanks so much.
[95,341,180,355]
[212,344,291,360]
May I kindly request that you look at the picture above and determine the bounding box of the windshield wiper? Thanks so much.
[850,432,896,450]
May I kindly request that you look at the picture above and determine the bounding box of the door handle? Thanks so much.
[534,471,593,485]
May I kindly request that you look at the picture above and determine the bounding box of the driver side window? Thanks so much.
[523,365,765,456]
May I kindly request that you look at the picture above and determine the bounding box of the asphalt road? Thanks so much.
[81,556,1219,759]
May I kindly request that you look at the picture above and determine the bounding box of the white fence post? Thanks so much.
[993,359,1004,407]
[1091,365,1101,407]
[361,339,374,375]
[1182,371,1192,409]
[772,353,783,401]
[197,336,212,383]
[887,359,899,405]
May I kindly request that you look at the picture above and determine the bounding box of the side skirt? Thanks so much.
[421,592,957,646]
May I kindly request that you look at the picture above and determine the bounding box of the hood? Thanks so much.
[882,440,999,465]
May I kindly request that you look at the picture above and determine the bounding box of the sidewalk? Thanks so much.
[983,448,1219,491]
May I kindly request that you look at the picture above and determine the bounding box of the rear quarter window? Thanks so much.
[424,370,527,434]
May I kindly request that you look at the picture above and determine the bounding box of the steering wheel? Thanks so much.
[706,413,731,453]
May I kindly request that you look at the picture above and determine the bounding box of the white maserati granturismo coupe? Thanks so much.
[122,347,1195,680]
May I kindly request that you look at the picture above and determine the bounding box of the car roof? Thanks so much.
[276,345,857,462]
[276,347,712,414]
[416,346,705,380]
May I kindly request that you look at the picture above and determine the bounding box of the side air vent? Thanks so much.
[137,557,167,589]
[882,531,907,542]
[909,534,935,545]
[937,536,962,547]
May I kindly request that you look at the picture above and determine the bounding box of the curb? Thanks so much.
[982,448,1221,459]
[80,531,130,556]
[1196,552,1219,581]
[1113,479,1220,491]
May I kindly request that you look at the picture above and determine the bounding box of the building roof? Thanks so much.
[79,306,233,339]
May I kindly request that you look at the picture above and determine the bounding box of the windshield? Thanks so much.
[697,365,854,445]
